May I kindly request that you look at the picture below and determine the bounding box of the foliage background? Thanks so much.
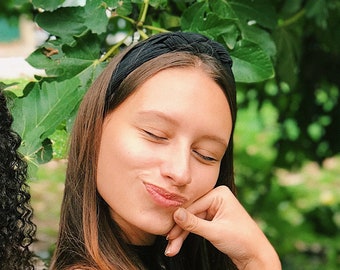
[1,0,339,269]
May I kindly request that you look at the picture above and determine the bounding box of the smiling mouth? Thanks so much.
[144,183,187,207]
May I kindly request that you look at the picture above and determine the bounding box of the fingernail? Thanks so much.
[164,245,171,256]
[175,208,186,222]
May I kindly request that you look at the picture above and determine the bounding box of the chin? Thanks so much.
[142,216,175,236]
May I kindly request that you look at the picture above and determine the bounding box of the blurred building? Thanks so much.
[0,16,46,79]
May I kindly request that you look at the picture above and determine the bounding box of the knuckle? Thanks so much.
[184,215,199,232]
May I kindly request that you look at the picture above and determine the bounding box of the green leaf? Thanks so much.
[36,138,53,163]
[11,77,83,164]
[209,0,238,20]
[35,7,88,45]
[84,0,109,34]
[211,0,276,56]
[219,24,239,50]
[15,31,107,166]
[62,33,103,60]
[272,28,301,88]
[181,2,238,44]
[181,2,209,31]
[159,12,181,30]
[148,0,167,9]
[50,128,69,159]
[26,47,64,77]
[77,61,107,90]
[26,48,89,79]
[229,0,277,30]
[181,1,274,83]
[199,13,238,41]
[32,0,65,11]
[230,40,274,83]
[27,33,104,80]
[239,23,277,57]
[110,0,133,16]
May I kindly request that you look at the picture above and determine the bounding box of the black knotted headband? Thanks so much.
[106,32,234,99]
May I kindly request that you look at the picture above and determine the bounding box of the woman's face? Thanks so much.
[97,67,232,245]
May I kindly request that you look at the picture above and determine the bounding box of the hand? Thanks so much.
[165,186,281,270]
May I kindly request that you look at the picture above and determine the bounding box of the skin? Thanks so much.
[97,66,232,245]
[97,66,282,269]
[167,187,282,269]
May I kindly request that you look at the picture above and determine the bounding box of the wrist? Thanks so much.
[233,245,281,270]
[243,248,281,270]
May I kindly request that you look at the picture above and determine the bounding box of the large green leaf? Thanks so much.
[219,24,239,50]
[11,58,106,165]
[181,0,275,82]
[26,33,104,80]
[35,7,88,45]
[11,77,82,164]
[209,0,238,20]
[26,47,64,77]
[84,0,109,34]
[181,2,209,31]
[239,23,277,57]
[230,40,274,83]
[272,27,301,88]
[211,0,276,56]
[228,0,277,30]
[181,2,238,45]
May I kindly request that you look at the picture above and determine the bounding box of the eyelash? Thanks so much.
[193,150,217,162]
[143,129,167,141]
[143,130,217,163]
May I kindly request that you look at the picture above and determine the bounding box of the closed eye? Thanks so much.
[193,150,218,163]
[143,129,168,141]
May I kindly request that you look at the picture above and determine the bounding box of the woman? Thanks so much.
[0,90,36,269]
[51,32,281,270]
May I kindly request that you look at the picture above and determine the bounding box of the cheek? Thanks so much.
[190,165,220,201]
[97,131,160,184]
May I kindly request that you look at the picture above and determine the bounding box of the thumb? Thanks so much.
[173,208,203,234]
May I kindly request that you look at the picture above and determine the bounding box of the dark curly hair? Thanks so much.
[0,90,36,269]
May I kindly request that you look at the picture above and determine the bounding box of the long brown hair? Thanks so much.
[51,37,237,270]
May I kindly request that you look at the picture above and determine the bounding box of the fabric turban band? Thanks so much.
[106,31,236,122]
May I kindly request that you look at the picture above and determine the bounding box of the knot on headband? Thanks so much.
[107,32,233,98]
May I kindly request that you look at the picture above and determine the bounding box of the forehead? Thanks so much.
[107,66,232,141]
[132,66,228,105]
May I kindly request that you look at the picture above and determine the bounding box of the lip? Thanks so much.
[144,183,188,207]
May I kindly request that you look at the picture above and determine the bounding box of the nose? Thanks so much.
[160,144,192,186]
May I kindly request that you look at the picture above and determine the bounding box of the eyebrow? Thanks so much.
[200,135,228,148]
[136,110,179,126]
[137,110,228,148]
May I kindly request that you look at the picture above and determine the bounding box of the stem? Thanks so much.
[279,9,305,27]
[117,15,135,25]
[143,24,169,33]
[100,36,129,62]
[138,29,149,40]
[136,0,150,40]
[138,0,150,26]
